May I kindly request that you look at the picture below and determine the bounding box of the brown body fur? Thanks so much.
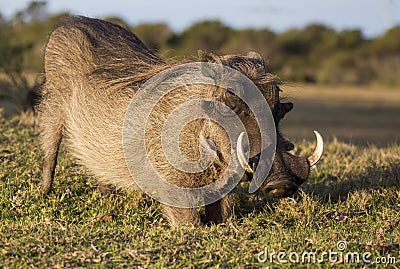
[40,16,309,227]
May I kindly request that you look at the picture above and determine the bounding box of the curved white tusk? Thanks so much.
[308,131,324,170]
[236,132,254,174]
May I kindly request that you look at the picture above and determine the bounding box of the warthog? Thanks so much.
[39,16,323,227]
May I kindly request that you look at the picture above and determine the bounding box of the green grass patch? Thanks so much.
[1,112,399,268]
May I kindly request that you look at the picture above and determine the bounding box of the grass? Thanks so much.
[0,84,400,268]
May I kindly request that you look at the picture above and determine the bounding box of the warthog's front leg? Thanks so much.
[204,195,232,224]
[98,182,116,194]
[162,205,202,228]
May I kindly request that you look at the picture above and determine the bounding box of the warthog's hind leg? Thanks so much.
[40,97,64,194]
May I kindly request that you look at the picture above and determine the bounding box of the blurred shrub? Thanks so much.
[169,20,233,56]
[0,24,31,90]
[132,23,173,53]
[1,2,400,86]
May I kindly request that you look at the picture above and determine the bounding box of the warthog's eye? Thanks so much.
[202,100,214,111]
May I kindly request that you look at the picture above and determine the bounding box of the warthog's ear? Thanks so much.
[198,50,225,81]
[246,51,263,61]
[198,50,223,64]
[247,51,267,73]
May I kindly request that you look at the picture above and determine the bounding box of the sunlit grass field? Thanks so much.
[0,86,399,268]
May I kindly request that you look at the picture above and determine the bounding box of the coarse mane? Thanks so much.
[90,53,281,96]
[60,16,280,96]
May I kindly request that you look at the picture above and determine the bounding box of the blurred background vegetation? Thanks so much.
[1,1,400,88]
[0,2,399,145]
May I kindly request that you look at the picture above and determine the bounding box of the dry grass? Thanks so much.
[0,105,399,268]
[280,84,400,146]
[284,84,400,105]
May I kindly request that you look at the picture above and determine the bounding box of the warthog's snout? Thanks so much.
[239,131,324,198]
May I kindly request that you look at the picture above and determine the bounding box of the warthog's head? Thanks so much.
[198,51,323,198]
